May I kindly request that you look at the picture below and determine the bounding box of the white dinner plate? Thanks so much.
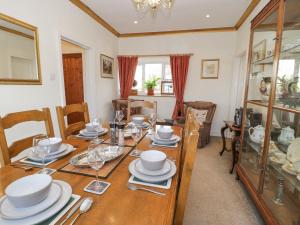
[79,128,108,137]
[129,158,176,183]
[28,144,74,162]
[0,182,62,220]
[151,135,181,145]
[135,159,171,176]
[0,180,72,225]
[281,163,297,175]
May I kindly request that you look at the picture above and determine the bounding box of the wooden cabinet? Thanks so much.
[237,0,300,224]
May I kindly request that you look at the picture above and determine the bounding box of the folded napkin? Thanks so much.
[128,175,172,189]
[20,157,57,167]
[39,194,80,225]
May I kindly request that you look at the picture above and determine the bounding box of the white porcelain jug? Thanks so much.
[278,126,295,146]
[248,125,265,144]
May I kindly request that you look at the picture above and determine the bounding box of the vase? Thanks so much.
[147,88,154,95]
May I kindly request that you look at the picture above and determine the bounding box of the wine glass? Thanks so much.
[87,144,106,191]
[91,117,103,144]
[32,135,51,172]
[115,110,124,124]
[131,125,142,147]
[148,112,157,135]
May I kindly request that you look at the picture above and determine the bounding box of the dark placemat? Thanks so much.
[58,146,132,178]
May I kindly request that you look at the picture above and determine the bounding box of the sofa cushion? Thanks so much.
[191,109,208,125]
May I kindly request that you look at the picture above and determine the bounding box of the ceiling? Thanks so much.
[80,0,252,35]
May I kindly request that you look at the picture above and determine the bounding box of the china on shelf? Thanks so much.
[278,126,295,146]
[259,77,271,102]
[286,137,300,173]
[248,125,265,144]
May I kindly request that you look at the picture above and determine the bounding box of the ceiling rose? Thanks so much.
[133,0,173,14]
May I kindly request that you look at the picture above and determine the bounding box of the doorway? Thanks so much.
[61,40,85,124]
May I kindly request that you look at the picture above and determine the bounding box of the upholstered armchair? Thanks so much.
[179,101,217,148]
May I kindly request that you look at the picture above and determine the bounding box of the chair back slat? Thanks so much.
[0,108,54,166]
[127,100,157,123]
[56,102,90,140]
[174,117,199,225]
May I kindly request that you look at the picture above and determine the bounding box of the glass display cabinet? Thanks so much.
[237,0,300,224]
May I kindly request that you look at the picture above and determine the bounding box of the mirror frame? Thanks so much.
[0,13,42,85]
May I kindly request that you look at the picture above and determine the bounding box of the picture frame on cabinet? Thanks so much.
[100,54,114,78]
[201,59,219,79]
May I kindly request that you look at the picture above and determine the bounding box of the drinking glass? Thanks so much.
[91,117,103,144]
[148,112,157,135]
[115,110,124,124]
[87,144,106,191]
[32,135,51,171]
[131,125,142,147]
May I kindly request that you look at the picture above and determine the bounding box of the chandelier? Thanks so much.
[133,0,173,12]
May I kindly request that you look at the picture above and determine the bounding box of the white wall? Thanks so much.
[0,0,118,144]
[119,32,237,136]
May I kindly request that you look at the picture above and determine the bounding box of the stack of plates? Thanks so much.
[79,128,108,137]
[129,158,176,183]
[128,122,150,129]
[151,134,181,146]
[27,144,74,162]
[0,180,72,225]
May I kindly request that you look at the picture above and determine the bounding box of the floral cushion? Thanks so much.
[191,109,208,125]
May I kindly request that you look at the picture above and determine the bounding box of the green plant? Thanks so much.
[144,76,160,89]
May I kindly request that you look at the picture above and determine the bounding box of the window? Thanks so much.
[133,60,174,95]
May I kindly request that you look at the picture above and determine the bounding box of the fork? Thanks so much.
[127,183,166,196]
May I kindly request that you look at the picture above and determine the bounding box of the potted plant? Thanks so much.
[144,76,160,96]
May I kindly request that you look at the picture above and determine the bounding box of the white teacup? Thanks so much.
[140,150,167,171]
[132,116,144,126]
[86,122,101,132]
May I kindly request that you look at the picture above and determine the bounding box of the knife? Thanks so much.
[59,197,87,225]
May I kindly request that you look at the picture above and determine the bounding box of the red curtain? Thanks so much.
[170,55,190,120]
[117,56,138,99]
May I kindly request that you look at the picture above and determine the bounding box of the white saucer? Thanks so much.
[129,122,150,128]
[154,134,177,142]
[79,128,107,137]
[0,180,72,225]
[28,144,74,162]
[151,135,180,145]
[0,182,62,220]
[135,159,171,176]
[282,163,297,175]
[129,158,176,183]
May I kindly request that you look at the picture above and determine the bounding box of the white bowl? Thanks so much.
[86,122,101,132]
[38,137,62,153]
[157,127,174,139]
[140,150,167,171]
[5,174,52,208]
[132,116,144,126]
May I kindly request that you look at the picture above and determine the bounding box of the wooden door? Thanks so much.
[62,53,84,124]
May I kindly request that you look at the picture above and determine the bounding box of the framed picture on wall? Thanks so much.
[201,59,219,79]
[100,54,114,78]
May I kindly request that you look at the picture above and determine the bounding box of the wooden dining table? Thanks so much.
[0,125,183,225]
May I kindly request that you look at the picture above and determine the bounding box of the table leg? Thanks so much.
[219,124,229,156]
[230,136,239,174]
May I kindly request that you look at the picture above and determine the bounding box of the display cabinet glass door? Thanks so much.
[261,1,300,224]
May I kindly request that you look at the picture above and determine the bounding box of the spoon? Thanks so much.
[127,183,166,196]
[69,197,93,225]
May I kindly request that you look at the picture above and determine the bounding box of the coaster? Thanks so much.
[128,175,172,189]
[84,180,111,195]
[36,168,57,175]
[151,142,178,148]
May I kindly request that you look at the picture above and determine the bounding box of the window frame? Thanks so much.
[135,61,174,95]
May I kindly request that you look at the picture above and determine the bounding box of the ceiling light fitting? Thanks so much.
[133,0,173,13]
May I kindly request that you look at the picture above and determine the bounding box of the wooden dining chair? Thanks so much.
[56,102,90,140]
[174,116,200,225]
[0,108,54,166]
[127,100,157,123]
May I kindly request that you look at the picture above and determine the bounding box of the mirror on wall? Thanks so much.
[0,13,41,84]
